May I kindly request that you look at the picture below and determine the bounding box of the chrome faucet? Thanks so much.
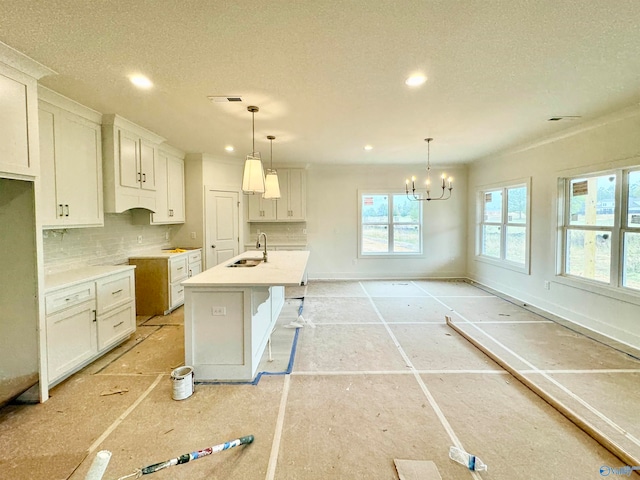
[256,232,268,262]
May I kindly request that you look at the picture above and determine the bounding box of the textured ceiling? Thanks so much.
[1,0,640,167]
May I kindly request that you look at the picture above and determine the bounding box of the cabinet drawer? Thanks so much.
[96,270,134,315]
[169,256,188,282]
[170,281,185,309]
[46,282,95,315]
[97,302,135,351]
[188,250,201,265]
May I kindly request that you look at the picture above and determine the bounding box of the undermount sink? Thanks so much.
[227,258,263,268]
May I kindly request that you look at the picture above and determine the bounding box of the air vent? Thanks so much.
[548,116,581,122]
[208,96,243,103]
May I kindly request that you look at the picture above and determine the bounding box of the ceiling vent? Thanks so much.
[208,96,243,103]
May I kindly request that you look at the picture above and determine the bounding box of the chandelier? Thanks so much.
[242,106,266,195]
[405,138,453,201]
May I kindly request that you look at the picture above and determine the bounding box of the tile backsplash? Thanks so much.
[248,222,307,245]
[43,213,173,275]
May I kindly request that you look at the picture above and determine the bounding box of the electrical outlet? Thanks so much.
[165,231,169,240]
[190,232,196,239]
[137,235,143,244]
[352,258,358,265]
[544,281,550,290]
[302,228,307,234]
[211,306,226,316]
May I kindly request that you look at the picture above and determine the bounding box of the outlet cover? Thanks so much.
[137,235,143,244]
[190,232,197,239]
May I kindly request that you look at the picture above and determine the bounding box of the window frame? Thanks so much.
[476,178,531,274]
[358,190,423,258]
[557,166,640,296]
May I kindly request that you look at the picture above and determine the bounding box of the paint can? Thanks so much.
[171,366,194,400]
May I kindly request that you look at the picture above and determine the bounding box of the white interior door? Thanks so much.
[205,189,239,268]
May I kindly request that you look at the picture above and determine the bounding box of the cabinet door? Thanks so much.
[139,139,156,191]
[151,150,170,223]
[55,114,103,226]
[247,194,263,221]
[0,70,33,178]
[261,197,277,220]
[189,261,202,278]
[118,129,140,189]
[287,169,306,220]
[47,301,97,384]
[167,155,185,221]
[38,108,62,225]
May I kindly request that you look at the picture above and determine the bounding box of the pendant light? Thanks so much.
[242,106,266,194]
[263,135,281,199]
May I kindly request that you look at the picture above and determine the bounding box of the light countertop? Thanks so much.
[45,265,135,293]
[182,250,310,287]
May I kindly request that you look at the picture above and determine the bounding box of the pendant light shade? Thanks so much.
[242,106,265,194]
[263,135,281,199]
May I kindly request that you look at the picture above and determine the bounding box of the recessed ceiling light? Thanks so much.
[225,145,235,152]
[129,74,153,89]
[405,74,427,87]
[364,145,373,151]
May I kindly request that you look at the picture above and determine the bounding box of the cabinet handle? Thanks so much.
[178,289,183,294]
[177,266,184,270]
[189,269,192,277]
[93,310,97,322]
[58,204,64,217]
[112,289,123,295]
[142,173,146,183]
[64,204,70,217]
[65,294,79,303]
[138,172,141,182]
[113,321,124,328]
[169,209,173,216]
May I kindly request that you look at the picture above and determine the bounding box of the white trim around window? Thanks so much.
[475,177,531,274]
[358,190,423,258]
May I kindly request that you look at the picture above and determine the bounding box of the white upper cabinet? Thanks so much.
[0,42,55,180]
[247,194,277,221]
[101,114,165,213]
[277,168,306,221]
[133,144,185,225]
[248,168,306,222]
[38,87,103,228]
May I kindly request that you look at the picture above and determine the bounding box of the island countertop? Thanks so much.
[182,250,309,287]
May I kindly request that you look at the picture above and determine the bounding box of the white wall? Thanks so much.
[467,105,640,350]
[306,163,467,279]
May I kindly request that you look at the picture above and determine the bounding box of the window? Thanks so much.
[477,180,530,271]
[560,168,640,292]
[359,192,422,256]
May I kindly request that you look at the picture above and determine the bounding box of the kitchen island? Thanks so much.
[182,250,309,381]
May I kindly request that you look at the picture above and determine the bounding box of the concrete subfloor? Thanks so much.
[1,280,639,479]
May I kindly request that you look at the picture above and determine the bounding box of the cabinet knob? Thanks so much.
[211,245,216,249]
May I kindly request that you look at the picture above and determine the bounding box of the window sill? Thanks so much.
[359,253,424,259]
[474,254,530,274]
[553,274,640,306]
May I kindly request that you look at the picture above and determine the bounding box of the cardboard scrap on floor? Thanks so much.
[394,459,442,480]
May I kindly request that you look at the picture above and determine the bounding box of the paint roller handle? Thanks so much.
[239,435,255,445]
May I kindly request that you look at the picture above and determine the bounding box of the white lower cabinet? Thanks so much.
[44,267,136,386]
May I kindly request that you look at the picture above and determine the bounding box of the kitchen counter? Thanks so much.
[182,250,309,287]
[183,250,310,381]
[45,265,135,293]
